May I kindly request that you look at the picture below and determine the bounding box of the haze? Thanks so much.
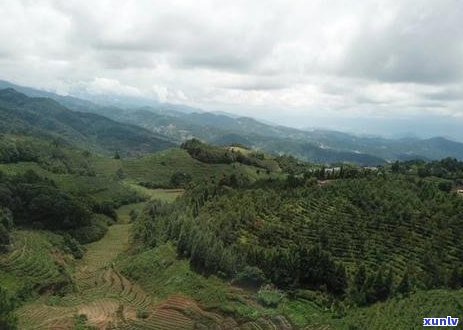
[1,0,462,140]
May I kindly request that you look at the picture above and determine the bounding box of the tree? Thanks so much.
[0,286,17,329]
[397,269,412,296]
[170,172,192,188]
[114,151,121,159]
[234,266,267,288]
[448,267,463,289]
[369,268,392,302]
[0,224,10,253]
[350,264,367,305]
[0,208,13,252]
[391,161,400,173]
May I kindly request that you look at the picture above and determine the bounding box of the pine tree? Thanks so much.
[397,269,412,296]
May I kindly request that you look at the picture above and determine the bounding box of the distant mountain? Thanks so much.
[90,109,387,165]
[0,88,174,156]
[96,108,463,164]
[2,80,463,165]
[0,80,201,115]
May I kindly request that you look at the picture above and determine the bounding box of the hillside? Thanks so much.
[6,80,463,164]
[0,88,174,157]
[0,136,299,329]
[2,133,463,329]
[1,89,463,329]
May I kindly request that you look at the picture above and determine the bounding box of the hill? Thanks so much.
[2,81,463,329]
[0,88,174,156]
[8,80,463,165]
[129,158,463,328]
[0,138,296,329]
[2,133,463,328]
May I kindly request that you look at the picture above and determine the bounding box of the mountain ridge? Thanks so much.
[2,80,463,164]
[0,88,174,156]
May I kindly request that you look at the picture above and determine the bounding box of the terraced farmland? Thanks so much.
[0,231,72,296]
[15,199,160,329]
[12,191,294,329]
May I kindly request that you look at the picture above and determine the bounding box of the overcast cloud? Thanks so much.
[0,0,462,138]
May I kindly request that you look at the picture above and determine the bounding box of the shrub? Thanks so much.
[70,216,108,244]
[63,234,85,259]
[136,309,149,319]
[257,285,284,307]
[0,286,17,329]
[233,266,268,288]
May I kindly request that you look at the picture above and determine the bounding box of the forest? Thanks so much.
[133,157,463,308]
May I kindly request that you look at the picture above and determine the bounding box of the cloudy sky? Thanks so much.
[1,0,463,138]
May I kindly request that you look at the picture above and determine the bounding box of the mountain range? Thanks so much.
[1,80,463,165]
[0,88,173,156]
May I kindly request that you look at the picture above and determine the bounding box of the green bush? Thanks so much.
[233,266,268,288]
[70,216,108,244]
[63,234,85,259]
[257,285,284,307]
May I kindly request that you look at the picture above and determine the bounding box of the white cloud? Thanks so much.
[0,0,462,135]
[85,77,142,96]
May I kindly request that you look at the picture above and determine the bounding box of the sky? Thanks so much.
[0,0,463,139]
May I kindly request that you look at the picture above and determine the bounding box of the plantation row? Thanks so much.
[134,174,463,306]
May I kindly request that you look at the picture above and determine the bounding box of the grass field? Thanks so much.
[341,289,463,330]
[123,183,184,203]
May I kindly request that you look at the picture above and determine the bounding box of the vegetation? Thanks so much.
[0,88,174,157]
[181,138,281,172]
[0,285,17,329]
[2,87,463,329]
[134,168,463,310]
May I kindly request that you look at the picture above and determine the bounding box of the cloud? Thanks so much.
[84,77,142,96]
[0,0,462,138]
[340,0,463,83]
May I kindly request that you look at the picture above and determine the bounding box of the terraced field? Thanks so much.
[16,219,146,329]
[12,190,294,329]
[0,231,71,296]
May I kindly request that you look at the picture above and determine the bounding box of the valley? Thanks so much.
[1,1,463,328]
[1,87,463,330]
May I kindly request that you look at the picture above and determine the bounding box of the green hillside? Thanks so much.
[0,88,174,157]
[2,122,463,329]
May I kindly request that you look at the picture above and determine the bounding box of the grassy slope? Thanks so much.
[113,148,279,186]
[121,241,463,329]
[342,289,463,330]
[0,144,280,205]
[0,231,73,297]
